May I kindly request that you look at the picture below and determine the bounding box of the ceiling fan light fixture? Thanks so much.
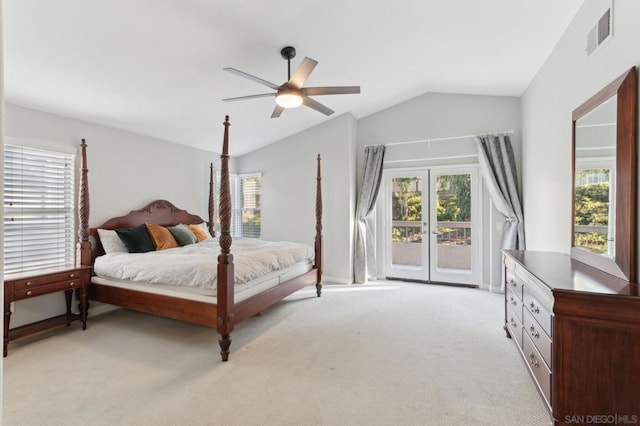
[276,89,303,108]
[223,46,360,117]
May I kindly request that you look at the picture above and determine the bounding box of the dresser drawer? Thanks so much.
[506,286,523,323]
[506,304,523,348]
[13,279,81,299]
[523,286,552,336]
[11,270,82,290]
[523,308,552,368]
[523,333,551,407]
[504,270,523,298]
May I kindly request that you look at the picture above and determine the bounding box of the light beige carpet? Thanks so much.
[3,281,552,426]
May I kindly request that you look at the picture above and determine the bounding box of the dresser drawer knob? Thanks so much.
[509,279,516,287]
[510,297,517,306]
[26,290,32,296]
[69,282,75,287]
[26,281,32,287]
[529,301,540,314]
[510,318,517,327]
[529,352,539,368]
[529,325,540,339]
[69,273,75,278]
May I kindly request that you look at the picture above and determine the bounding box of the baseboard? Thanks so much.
[321,276,353,285]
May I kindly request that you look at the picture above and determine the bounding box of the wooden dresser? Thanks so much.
[503,250,640,426]
[3,265,91,356]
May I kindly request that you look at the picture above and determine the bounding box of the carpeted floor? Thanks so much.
[3,281,552,426]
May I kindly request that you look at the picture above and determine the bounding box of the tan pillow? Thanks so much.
[187,224,208,242]
[145,222,178,250]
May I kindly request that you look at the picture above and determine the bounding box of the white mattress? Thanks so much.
[94,238,314,289]
[91,259,313,304]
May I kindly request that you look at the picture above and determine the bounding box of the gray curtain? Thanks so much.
[475,135,525,251]
[354,145,386,283]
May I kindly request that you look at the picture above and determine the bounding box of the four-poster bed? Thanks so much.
[77,116,323,361]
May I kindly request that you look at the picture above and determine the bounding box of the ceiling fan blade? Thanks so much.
[223,67,280,90]
[271,105,285,118]
[303,86,361,96]
[288,57,318,88]
[222,93,275,102]
[302,96,334,116]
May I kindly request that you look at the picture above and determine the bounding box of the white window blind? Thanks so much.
[236,174,261,238]
[3,145,75,274]
[217,172,262,238]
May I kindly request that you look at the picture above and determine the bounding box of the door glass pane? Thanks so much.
[391,176,423,269]
[435,174,471,271]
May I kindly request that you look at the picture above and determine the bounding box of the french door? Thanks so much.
[383,167,480,286]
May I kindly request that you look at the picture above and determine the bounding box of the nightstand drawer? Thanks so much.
[13,279,81,299]
[11,270,82,290]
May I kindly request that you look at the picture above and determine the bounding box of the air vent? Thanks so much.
[586,7,612,56]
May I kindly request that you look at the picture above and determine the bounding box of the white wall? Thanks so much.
[237,113,357,284]
[522,1,640,260]
[5,104,220,326]
[357,92,522,289]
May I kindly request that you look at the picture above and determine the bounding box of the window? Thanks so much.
[217,172,262,238]
[234,174,261,238]
[3,144,75,274]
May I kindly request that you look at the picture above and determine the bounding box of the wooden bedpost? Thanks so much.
[208,163,215,237]
[217,116,235,361]
[77,139,92,267]
[315,154,323,297]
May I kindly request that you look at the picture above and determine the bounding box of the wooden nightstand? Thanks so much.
[3,265,91,357]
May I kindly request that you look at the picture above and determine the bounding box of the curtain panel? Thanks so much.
[474,134,525,253]
[354,145,385,283]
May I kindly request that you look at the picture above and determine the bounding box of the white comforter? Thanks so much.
[93,238,314,289]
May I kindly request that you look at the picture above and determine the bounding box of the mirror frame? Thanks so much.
[571,66,637,282]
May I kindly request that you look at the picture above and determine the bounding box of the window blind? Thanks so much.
[216,172,262,238]
[238,174,261,238]
[3,145,75,274]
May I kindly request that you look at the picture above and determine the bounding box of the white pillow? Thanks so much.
[97,228,128,254]
[193,222,214,240]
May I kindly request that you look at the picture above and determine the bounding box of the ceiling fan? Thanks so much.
[222,46,360,118]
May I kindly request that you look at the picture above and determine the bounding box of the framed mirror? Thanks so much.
[572,66,637,281]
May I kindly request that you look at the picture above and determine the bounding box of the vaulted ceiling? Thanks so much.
[5,0,584,155]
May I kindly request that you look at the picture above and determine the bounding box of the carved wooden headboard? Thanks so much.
[88,199,206,264]
[76,138,217,267]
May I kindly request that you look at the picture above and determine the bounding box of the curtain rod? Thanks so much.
[366,130,514,148]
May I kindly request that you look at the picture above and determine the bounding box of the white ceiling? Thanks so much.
[5,0,584,156]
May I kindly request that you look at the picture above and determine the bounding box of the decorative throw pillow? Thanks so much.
[168,223,198,246]
[145,222,178,250]
[115,224,156,253]
[193,222,214,240]
[97,229,128,254]
[187,223,208,242]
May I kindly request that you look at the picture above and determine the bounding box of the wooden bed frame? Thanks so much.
[77,116,323,361]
